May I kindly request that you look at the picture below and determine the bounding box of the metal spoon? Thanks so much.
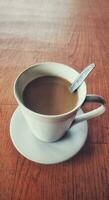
[69,63,96,92]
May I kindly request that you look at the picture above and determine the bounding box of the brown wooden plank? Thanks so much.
[0,0,109,199]
[0,105,109,200]
[10,143,109,200]
[0,105,18,200]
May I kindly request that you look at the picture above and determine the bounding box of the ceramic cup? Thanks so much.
[14,62,106,142]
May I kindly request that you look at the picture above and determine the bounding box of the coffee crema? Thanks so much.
[23,76,78,115]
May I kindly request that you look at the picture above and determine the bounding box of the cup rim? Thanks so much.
[14,62,87,119]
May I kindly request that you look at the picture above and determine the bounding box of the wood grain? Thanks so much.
[1,105,109,200]
[0,0,109,199]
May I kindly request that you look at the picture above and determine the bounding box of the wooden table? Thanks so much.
[0,0,109,199]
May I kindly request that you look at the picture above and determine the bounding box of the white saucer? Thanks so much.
[10,107,88,164]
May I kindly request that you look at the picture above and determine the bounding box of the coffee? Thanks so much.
[23,76,78,115]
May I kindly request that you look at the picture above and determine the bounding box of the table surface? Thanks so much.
[0,0,109,199]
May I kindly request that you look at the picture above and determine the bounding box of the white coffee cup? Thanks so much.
[14,62,106,142]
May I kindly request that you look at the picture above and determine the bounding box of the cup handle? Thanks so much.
[72,94,106,125]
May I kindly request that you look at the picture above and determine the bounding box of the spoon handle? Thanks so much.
[69,63,96,92]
